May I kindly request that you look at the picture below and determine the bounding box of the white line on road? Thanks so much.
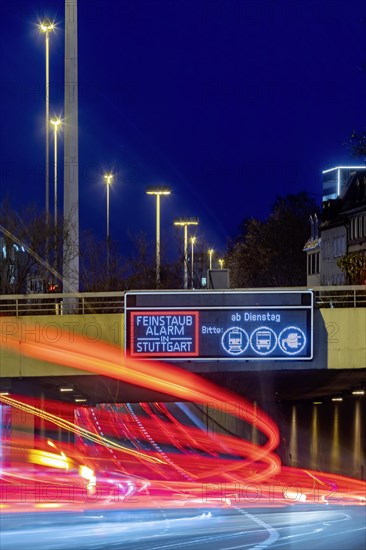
[235,508,280,550]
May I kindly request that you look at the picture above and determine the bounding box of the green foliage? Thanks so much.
[226,192,319,287]
[337,253,366,285]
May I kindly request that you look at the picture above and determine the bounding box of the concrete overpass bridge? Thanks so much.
[0,286,365,404]
[1,286,365,479]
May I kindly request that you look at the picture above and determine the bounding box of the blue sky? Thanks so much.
[1,0,365,261]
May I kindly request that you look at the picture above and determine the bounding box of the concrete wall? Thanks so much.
[321,307,366,369]
[0,314,123,378]
[0,308,365,378]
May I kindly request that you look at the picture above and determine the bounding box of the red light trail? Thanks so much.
[0,322,365,512]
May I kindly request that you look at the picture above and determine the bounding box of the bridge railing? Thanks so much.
[0,291,125,316]
[0,286,365,316]
[314,286,366,308]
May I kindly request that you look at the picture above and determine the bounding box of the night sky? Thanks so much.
[1,0,366,262]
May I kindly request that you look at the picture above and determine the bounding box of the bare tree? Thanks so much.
[80,230,128,291]
[0,200,78,294]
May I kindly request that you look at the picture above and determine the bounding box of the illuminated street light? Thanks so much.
[190,236,196,289]
[50,117,62,228]
[39,19,56,224]
[218,258,224,269]
[146,187,171,288]
[174,218,199,289]
[208,248,214,270]
[39,20,56,33]
[104,173,114,272]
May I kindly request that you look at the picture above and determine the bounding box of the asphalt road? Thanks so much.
[1,505,365,550]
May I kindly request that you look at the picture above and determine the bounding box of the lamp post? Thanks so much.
[190,236,196,288]
[146,187,171,288]
[208,248,214,270]
[104,173,113,271]
[50,117,61,228]
[50,117,61,274]
[174,219,199,289]
[39,19,55,224]
[218,258,224,269]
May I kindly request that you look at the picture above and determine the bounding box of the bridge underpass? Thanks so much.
[1,367,365,404]
[0,288,365,479]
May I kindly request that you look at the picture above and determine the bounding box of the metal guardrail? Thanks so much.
[0,291,125,316]
[313,286,366,308]
[0,286,365,316]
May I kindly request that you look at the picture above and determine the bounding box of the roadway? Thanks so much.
[1,505,365,550]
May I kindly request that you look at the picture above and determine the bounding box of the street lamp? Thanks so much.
[39,19,56,224]
[104,172,113,271]
[174,218,199,289]
[218,258,224,269]
[208,248,214,270]
[50,117,62,228]
[190,236,196,288]
[146,187,171,288]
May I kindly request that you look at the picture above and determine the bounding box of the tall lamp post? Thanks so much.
[50,117,62,228]
[208,248,214,270]
[190,236,196,289]
[39,19,55,224]
[104,172,113,272]
[146,187,171,288]
[174,219,199,289]
[50,117,61,274]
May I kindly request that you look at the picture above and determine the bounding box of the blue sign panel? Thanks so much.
[197,308,310,359]
[125,291,313,361]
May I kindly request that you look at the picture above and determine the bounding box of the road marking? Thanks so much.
[235,508,280,550]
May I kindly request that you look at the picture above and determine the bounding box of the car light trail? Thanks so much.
[0,322,280,470]
[0,321,365,513]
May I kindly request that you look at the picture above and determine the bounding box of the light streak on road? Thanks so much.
[0,321,280,478]
[0,321,365,519]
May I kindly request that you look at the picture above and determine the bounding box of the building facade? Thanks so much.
[304,168,366,285]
